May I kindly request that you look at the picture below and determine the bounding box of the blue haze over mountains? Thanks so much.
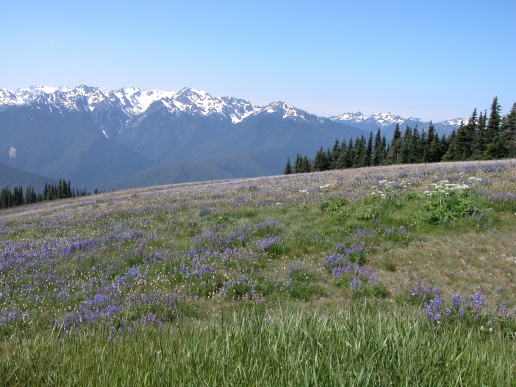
[0,86,463,191]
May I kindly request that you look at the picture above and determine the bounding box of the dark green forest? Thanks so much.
[285,97,516,174]
[0,180,94,209]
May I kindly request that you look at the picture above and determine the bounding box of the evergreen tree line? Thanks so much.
[284,97,516,174]
[0,179,96,209]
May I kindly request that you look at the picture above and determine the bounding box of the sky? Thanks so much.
[1,0,515,121]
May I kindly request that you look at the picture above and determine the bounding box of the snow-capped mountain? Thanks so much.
[0,85,324,128]
[157,88,257,123]
[0,85,176,126]
[330,111,464,137]
[0,85,367,190]
[0,85,464,136]
[331,111,406,126]
[0,85,467,191]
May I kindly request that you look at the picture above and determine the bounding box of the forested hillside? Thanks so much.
[285,97,516,173]
[0,180,94,209]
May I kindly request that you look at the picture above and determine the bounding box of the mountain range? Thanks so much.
[0,86,464,191]
[330,111,463,138]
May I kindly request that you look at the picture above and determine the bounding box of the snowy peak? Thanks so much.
[71,85,110,111]
[111,87,175,115]
[0,85,176,117]
[374,112,407,126]
[330,111,464,135]
[157,88,259,123]
[331,112,366,121]
[331,111,405,127]
[261,101,298,115]
[439,118,465,126]
[0,88,18,106]
[0,85,70,107]
[17,85,71,99]
[0,85,463,133]
[219,96,255,124]
[257,101,319,123]
[0,85,319,125]
[162,88,219,115]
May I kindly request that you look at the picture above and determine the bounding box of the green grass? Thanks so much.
[1,160,516,385]
[2,303,514,386]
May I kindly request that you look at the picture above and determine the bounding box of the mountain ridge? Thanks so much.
[0,85,464,191]
[330,111,464,137]
[0,85,464,133]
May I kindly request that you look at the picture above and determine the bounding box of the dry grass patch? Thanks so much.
[375,226,516,305]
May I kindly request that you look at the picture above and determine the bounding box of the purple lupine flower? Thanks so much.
[498,302,507,316]
[423,296,445,323]
[350,276,362,291]
[92,293,106,306]
[141,312,159,326]
[469,291,483,313]
[451,293,464,308]
[332,263,352,279]
[255,236,282,251]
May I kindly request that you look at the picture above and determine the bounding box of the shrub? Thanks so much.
[422,180,479,224]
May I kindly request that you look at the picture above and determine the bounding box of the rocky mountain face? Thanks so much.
[1,86,371,190]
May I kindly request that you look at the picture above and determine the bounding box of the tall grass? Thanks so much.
[2,303,514,386]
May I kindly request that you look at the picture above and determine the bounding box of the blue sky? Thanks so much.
[1,0,514,121]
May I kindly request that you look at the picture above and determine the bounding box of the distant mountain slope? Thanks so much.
[0,104,155,188]
[103,154,275,190]
[0,162,56,191]
[0,85,462,190]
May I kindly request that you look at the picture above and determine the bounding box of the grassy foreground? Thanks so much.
[1,160,515,385]
[3,303,514,386]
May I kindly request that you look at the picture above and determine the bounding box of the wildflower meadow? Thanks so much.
[1,160,515,385]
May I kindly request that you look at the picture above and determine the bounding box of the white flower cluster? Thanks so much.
[371,180,408,198]
[423,180,470,197]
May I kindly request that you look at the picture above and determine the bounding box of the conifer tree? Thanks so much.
[412,126,423,163]
[398,127,413,164]
[419,127,427,163]
[473,110,488,158]
[486,97,501,141]
[464,109,477,159]
[353,136,365,167]
[442,131,458,161]
[425,123,441,163]
[363,132,373,167]
[1,187,12,208]
[501,103,516,157]
[484,97,502,159]
[387,123,402,164]
[312,147,328,171]
[293,154,303,174]
[301,156,311,173]
[336,140,348,169]
[454,122,469,160]
[372,129,383,166]
[25,185,36,204]
[330,139,341,169]
[380,135,388,164]
[345,138,355,168]
[283,157,292,175]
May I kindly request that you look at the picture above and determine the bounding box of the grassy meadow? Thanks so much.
[1,160,515,385]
